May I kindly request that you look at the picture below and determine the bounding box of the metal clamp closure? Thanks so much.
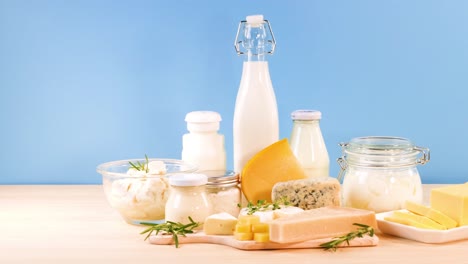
[234,19,276,55]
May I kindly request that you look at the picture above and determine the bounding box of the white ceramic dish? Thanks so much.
[376,210,468,244]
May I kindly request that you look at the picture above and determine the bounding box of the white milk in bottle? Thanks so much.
[233,14,279,173]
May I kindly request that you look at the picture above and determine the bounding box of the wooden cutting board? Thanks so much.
[149,232,379,250]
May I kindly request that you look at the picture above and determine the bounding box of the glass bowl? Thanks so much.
[97,158,197,225]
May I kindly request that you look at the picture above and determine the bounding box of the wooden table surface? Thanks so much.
[0,184,466,264]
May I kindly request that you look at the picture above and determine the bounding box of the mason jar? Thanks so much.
[203,170,241,217]
[337,136,430,213]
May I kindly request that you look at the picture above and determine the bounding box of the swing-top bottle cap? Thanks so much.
[291,110,322,120]
[185,111,222,132]
[246,15,264,26]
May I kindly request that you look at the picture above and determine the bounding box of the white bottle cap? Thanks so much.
[246,14,264,26]
[169,173,208,187]
[185,111,222,132]
[291,110,322,120]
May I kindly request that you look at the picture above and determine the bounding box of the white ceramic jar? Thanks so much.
[338,136,430,213]
[165,174,211,227]
[182,111,226,171]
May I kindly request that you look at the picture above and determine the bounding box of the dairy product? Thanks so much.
[342,167,423,213]
[203,213,238,235]
[431,184,468,226]
[271,177,340,210]
[269,206,377,243]
[238,206,304,223]
[405,201,457,229]
[233,61,279,173]
[207,188,240,217]
[109,161,169,221]
[233,15,279,173]
[384,211,446,230]
[290,110,330,178]
[241,139,308,203]
[165,174,211,227]
[182,111,226,171]
[234,215,270,242]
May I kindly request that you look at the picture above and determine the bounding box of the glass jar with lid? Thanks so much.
[337,136,430,213]
[165,173,211,227]
[204,170,241,217]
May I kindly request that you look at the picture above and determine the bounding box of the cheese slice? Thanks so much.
[388,211,446,230]
[241,139,307,203]
[384,215,435,229]
[269,206,377,243]
[431,184,468,227]
[203,213,238,235]
[405,201,457,229]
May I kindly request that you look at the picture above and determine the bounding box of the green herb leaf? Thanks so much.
[140,217,200,248]
[128,154,150,172]
[319,223,375,251]
[243,197,291,215]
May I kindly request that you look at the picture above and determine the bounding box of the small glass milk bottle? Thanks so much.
[290,110,330,178]
[165,174,211,228]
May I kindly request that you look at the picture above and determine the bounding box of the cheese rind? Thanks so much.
[203,213,238,235]
[405,201,457,229]
[241,139,307,203]
[431,184,468,227]
[269,206,377,243]
[271,177,341,210]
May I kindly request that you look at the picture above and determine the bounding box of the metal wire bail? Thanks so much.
[234,19,276,55]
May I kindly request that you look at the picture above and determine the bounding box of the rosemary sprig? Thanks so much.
[237,197,291,215]
[129,154,149,173]
[319,223,375,251]
[140,216,200,248]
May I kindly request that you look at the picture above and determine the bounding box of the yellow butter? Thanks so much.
[431,184,468,227]
[384,215,434,229]
[392,211,446,230]
[405,201,457,229]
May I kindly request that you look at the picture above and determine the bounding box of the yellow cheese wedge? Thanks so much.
[241,139,307,203]
[406,201,457,229]
[391,211,446,230]
[384,215,435,230]
[203,213,238,235]
[431,184,468,227]
[269,206,377,243]
[253,232,270,242]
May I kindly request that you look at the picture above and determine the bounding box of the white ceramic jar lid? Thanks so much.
[185,111,222,132]
[169,173,208,186]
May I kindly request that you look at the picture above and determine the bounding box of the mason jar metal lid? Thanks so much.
[202,170,239,186]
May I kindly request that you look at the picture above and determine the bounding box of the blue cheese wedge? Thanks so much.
[271,177,341,210]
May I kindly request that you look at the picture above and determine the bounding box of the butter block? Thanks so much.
[384,215,435,229]
[405,201,457,229]
[431,184,468,227]
[271,177,341,210]
[389,211,446,230]
[203,213,238,235]
[269,206,377,243]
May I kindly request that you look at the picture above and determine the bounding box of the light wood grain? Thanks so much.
[0,185,467,264]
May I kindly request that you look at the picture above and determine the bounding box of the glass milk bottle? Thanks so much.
[182,111,226,171]
[233,14,279,172]
[290,110,330,178]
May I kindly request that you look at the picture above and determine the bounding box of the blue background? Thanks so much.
[1,0,467,184]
